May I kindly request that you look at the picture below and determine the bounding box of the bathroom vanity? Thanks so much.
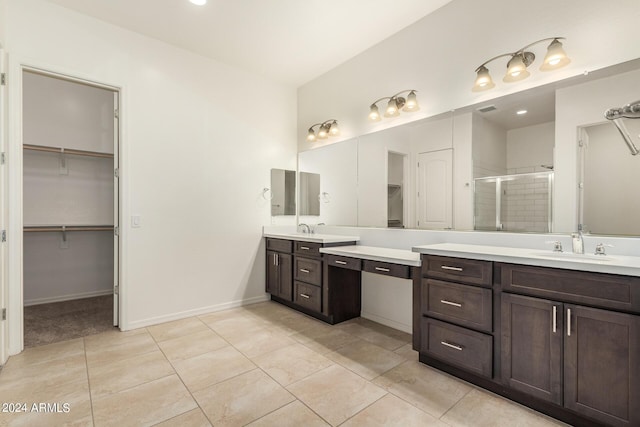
[413,244,640,427]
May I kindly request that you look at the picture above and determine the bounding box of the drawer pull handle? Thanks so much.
[441,265,463,272]
[335,260,347,265]
[375,267,390,272]
[440,299,462,308]
[440,341,463,351]
[300,246,310,250]
[300,268,310,273]
[552,306,557,333]
[300,293,310,299]
[567,308,571,337]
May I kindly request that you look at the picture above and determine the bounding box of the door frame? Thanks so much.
[0,47,8,365]
[7,56,125,355]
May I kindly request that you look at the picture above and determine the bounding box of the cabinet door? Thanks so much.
[501,293,563,404]
[266,250,278,294]
[277,252,293,301]
[564,305,640,427]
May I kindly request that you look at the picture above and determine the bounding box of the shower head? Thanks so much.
[605,100,640,156]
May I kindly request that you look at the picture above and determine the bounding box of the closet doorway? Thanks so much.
[22,69,120,348]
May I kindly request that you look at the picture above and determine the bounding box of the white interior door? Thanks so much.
[417,149,453,229]
[113,91,119,327]
[0,48,8,364]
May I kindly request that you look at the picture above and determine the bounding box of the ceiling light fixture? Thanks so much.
[368,90,419,121]
[516,109,528,115]
[189,0,207,5]
[306,119,340,142]
[472,37,570,92]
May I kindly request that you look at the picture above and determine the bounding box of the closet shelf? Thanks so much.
[24,225,114,232]
[23,144,114,159]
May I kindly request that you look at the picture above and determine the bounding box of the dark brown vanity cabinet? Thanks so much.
[417,255,640,427]
[266,239,293,301]
[419,255,494,378]
[500,263,640,427]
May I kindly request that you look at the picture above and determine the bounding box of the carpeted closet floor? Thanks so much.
[23,295,116,348]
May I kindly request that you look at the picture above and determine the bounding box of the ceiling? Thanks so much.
[44,0,453,87]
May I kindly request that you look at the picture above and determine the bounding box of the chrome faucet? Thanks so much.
[299,223,310,234]
[571,231,584,254]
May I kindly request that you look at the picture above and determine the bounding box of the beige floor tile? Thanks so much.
[172,345,255,392]
[373,361,472,418]
[0,353,88,393]
[342,394,449,427]
[394,343,419,361]
[287,364,387,426]
[441,389,568,427]
[326,340,405,380]
[85,330,158,366]
[335,321,409,351]
[193,369,295,427]
[202,313,267,339]
[199,306,258,324]
[153,408,212,427]
[247,400,330,427]
[157,329,228,362]
[147,317,209,342]
[3,338,85,369]
[0,376,92,427]
[88,350,174,398]
[226,327,297,358]
[262,312,328,336]
[252,343,334,386]
[293,326,362,354]
[83,328,148,351]
[92,374,197,427]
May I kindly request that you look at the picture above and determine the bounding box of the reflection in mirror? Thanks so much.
[579,119,640,235]
[469,86,555,232]
[270,168,296,216]
[298,138,358,226]
[299,172,320,216]
[387,152,406,228]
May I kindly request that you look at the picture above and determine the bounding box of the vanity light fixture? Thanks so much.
[472,37,570,92]
[306,119,340,142]
[368,90,419,121]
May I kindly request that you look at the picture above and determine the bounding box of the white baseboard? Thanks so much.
[123,294,271,331]
[24,289,113,306]
[361,311,412,334]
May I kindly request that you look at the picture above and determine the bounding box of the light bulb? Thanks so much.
[504,55,530,83]
[541,39,571,71]
[306,129,316,142]
[403,91,420,112]
[329,121,340,136]
[472,66,495,92]
[368,104,381,121]
[384,98,400,117]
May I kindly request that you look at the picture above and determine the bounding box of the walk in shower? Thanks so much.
[474,170,553,233]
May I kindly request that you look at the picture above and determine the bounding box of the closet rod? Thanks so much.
[24,225,114,232]
[23,144,114,159]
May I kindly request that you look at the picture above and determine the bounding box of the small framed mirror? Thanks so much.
[299,172,320,216]
[270,168,296,216]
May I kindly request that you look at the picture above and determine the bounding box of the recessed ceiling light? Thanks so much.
[189,0,207,5]
[516,109,528,115]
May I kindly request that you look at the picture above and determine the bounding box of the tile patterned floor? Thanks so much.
[0,301,568,426]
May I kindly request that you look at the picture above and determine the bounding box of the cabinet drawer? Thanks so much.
[421,317,492,378]
[423,279,492,333]
[294,241,322,257]
[500,263,640,314]
[363,260,410,279]
[423,255,492,287]
[294,281,321,312]
[266,238,292,253]
[324,254,362,271]
[294,256,322,285]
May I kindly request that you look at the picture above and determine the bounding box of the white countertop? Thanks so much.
[320,245,421,267]
[263,231,360,244]
[413,243,640,276]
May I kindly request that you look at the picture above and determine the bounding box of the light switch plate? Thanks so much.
[131,215,141,228]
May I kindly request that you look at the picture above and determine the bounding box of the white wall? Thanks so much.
[506,122,555,171]
[5,0,297,344]
[472,114,507,177]
[298,0,640,151]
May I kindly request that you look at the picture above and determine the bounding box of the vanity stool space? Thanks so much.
[414,250,640,427]
[265,236,357,322]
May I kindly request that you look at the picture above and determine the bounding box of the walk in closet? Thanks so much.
[22,70,119,347]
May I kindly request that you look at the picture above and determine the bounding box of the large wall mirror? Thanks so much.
[297,58,640,236]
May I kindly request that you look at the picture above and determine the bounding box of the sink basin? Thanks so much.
[531,252,613,263]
